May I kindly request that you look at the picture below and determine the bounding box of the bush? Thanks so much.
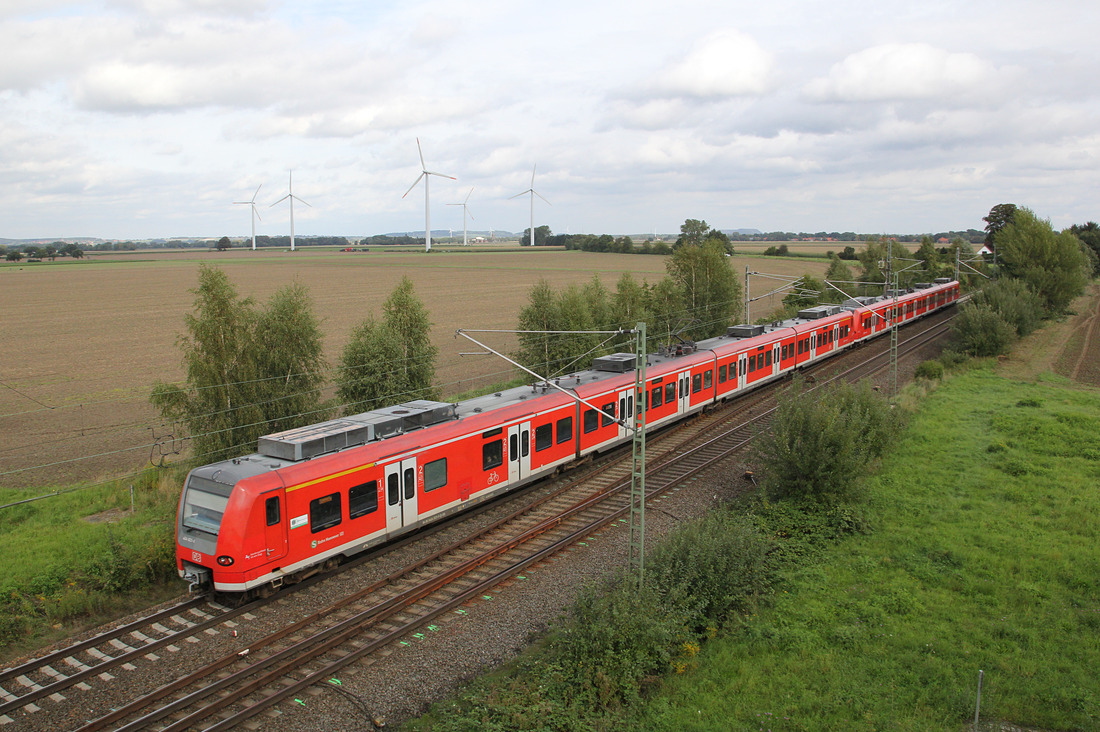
[914,360,944,380]
[950,303,1016,356]
[646,511,772,631]
[972,278,1045,337]
[756,378,899,503]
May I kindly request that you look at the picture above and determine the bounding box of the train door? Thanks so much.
[617,388,635,439]
[507,421,531,484]
[261,488,287,562]
[385,457,418,532]
[738,353,748,390]
[678,369,692,412]
[809,332,817,359]
[772,344,781,377]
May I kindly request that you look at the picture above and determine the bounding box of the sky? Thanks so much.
[2,0,1098,240]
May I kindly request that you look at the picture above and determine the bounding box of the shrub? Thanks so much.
[950,303,1015,357]
[646,511,772,631]
[914,359,944,380]
[972,278,1045,337]
[756,378,898,503]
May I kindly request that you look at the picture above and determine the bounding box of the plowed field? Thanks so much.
[0,247,826,488]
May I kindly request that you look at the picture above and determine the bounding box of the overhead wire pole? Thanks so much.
[455,326,649,585]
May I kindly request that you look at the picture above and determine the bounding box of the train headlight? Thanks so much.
[216,555,235,566]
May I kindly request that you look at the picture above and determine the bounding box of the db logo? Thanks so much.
[311,540,317,549]
[192,551,201,562]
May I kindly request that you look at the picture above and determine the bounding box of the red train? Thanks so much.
[177,279,959,594]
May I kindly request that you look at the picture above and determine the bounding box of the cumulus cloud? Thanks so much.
[653,29,773,98]
[804,43,998,102]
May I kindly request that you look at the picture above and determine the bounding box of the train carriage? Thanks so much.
[178,279,961,595]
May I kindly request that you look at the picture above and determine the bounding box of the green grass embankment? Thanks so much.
[630,367,1100,731]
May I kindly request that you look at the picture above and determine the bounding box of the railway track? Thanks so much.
[2,306,956,730]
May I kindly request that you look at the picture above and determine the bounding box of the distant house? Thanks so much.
[977,244,994,256]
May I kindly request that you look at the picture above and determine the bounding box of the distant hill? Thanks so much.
[384,230,516,238]
[723,228,762,236]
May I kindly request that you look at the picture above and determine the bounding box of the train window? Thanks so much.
[651,386,663,408]
[749,354,756,372]
[349,481,378,519]
[522,429,530,457]
[602,403,616,427]
[703,370,712,388]
[424,458,447,492]
[628,395,634,417]
[265,496,280,526]
[797,340,803,355]
[483,440,503,470]
[310,493,342,533]
[557,416,573,443]
[665,382,676,403]
[584,409,599,433]
[482,427,503,439]
[509,433,518,461]
[404,467,415,500]
[535,423,553,451]
[765,350,772,367]
[692,374,702,393]
[387,473,399,505]
[739,359,746,376]
[718,364,727,383]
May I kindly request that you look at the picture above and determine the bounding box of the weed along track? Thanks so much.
[3,310,955,731]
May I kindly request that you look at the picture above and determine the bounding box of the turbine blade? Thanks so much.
[252,183,263,202]
[464,187,473,203]
[416,137,426,169]
[531,163,536,186]
[509,190,529,200]
[270,194,290,207]
[427,171,457,180]
[255,207,262,221]
[467,209,475,221]
[403,173,425,198]
[293,196,312,208]
[534,190,551,205]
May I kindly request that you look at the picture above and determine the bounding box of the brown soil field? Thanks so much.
[996,282,1100,387]
[0,248,827,489]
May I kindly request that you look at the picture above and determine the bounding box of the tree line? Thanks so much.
[151,266,437,463]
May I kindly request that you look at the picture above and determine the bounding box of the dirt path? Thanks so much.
[995,282,1100,386]
[1059,282,1100,385]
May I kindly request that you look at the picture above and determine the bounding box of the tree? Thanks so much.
[336,316,406,413]
[6,250,23,262]
[665,238,741,340]
[914,236,941,279]
[216,236,232,251]
[253,282,330,431]
[611,272,649,330]
[520,225,551,247]
[675,219,710,249]
[950,303,1015,357]
[151,265,264,462]
[994,207,1089,313]
[151,266,329,462]
[381,276,439,401]
[514,279,562,372]
[824,253,852,284]
[983,203,1018,247]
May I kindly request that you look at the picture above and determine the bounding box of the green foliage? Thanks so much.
[665,238,741,339]
[995,207,1089,313]
[646,511,772,630]
[150,266,329,462]
[824,253,852,283]
[984,202,1018,245]
[950,302,1016,357]
[971,277,1045,337]
[913,359,944,380]
[336,276,439,413]
[756,378,898,503]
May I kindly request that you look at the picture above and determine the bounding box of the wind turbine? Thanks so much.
[233,184,263,251]
[270,170,311,251]
[510,164,550,247]
[402,138,456,253]
[447,187,475,246]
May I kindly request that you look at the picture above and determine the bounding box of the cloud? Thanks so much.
[653,29,773,99]
[804,43,998,102]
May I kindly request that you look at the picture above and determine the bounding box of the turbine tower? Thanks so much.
[270,170,311,251]
[233,183,262,251]
[510,164,550,247]
[447,187,475,246]
[402,138,456,253]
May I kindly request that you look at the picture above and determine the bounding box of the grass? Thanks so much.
[0,466,183,661]
[627,367,1100,731]
[407,364,1100,731]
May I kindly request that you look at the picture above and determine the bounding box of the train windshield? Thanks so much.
[181,476,232,535]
